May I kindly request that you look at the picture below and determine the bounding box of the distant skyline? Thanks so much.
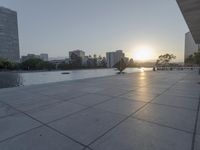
[0,0,189,61]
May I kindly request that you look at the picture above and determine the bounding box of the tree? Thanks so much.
[21,58,55,70]
[194,50,200,65]
[0,58,18,70]
[93,54,97,67]
[42,61,56,70]
[185,50,200,66]
[114,58,128,74]
[57,62,71,70]
[127,58,137,67]
[0,60,3,69]
[156,53,176,67]
[21,58,43,70]
[87,58,95,68]
[185,55,194,65]
[100,57,107,68]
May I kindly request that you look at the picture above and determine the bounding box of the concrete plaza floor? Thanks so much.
[0,70,199,150]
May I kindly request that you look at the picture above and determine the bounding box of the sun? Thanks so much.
[133,46,154,61]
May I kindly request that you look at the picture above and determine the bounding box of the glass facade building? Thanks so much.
[0,7,20,62]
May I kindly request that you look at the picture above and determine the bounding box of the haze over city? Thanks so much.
[0,0,189,62]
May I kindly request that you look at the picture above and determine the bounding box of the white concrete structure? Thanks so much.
[177,0,200,44]
[185,32,200,61]
[106,50,125,68]
[40,53,48,61]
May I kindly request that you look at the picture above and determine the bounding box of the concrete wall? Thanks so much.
[0,7,20,62]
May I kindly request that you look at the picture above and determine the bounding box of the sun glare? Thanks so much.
[133,46,154,61]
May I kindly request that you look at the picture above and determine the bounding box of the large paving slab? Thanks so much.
[0,113,41,142]
[44,90,87,101]
[0,102,18,118]
[195,135,200,150]
[121,91,159,102]
[197,112,200,135]
[170,84,200,93]
[95,87,129,97]
[26,101,87,123]
[94,97,146,116]
[90,118,193,150]
[4,95,62,112]
[16,96,62,112]
[49,108,126,145]
[68,94,112,107]
[0,70,199,150]
[134,87,167,95]
[152,94,199,110]
[164,89,200,98]
[0,126,84,150]
[36,87,88,101]
[133,103,196,132]
[79,86,105,93]
[0,91,40,103]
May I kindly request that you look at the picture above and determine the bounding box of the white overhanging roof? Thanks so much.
[177,0,200,44]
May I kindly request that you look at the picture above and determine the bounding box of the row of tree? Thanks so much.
[0,59,20,70]
[156,52,200,67]
[0,56,139,71]
[0,58,56,71]
[156,54,177,67]
[113,52,200,73]
[3,52,186,72]
[115,53,178,73]
[58,54,138,70]
[61,53,107,69]
[21,58,56,70]
[185,50,200,65]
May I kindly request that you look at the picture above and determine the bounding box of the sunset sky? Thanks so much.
[0,0,189,61]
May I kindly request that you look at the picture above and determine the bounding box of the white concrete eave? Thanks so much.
[177,0,200,44]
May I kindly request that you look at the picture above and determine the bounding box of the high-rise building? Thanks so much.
[185,32,200,62]
[40,53,48,61]
[106,50,125,68]
[69,50,85,60]
[0,7,20,62]
[106,52,115,68]
[69,50,85,65]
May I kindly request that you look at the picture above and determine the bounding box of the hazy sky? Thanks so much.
[0,0,188,61]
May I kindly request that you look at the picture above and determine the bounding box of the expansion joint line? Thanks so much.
[0,100,91,149]
[191,93,200,150]
[86,74,187,147]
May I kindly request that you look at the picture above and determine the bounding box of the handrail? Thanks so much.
[155,66,200,70]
